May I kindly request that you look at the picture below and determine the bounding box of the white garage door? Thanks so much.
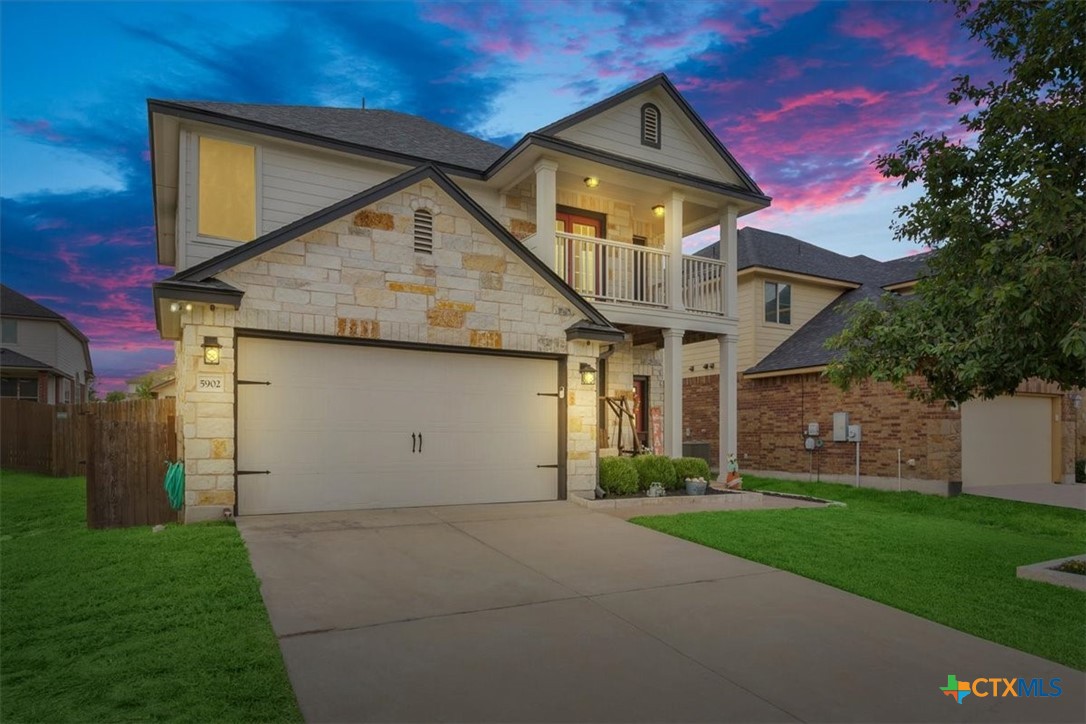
[237,337,560,515]
[962,396,1053,487]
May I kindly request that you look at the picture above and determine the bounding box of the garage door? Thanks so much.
[237,337,560,515]
[961,396,1053,487]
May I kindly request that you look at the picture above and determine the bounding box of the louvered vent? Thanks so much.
[413,209,434,253]
[641,103,661,148]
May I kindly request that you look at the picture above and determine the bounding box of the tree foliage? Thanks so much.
[828,0,1086,402]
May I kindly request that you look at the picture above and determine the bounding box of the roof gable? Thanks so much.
[162,165,618,333]
[535,74,763,195]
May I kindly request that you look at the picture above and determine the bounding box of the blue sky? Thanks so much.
[0,1,1000,389]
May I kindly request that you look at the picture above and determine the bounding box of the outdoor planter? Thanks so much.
[684,478,708,495]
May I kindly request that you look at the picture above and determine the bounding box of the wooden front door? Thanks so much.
[556,210,605,297]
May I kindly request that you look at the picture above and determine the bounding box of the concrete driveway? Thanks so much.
[239,502,1084,723]
[964,483,1086,510]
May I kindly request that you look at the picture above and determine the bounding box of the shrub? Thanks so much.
[598,457,639,496]
[673,457,711,483]
[1076,459,1085,483]
[632,454,679,491]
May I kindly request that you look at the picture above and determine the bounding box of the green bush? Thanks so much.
[1076,459,1085,483]
[632,454,679,491]
[598,457,640,496]
[673,457,711,483]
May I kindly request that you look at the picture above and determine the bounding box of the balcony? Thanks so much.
[553,231,728,316]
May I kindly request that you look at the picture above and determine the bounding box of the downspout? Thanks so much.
[594,344,617,500]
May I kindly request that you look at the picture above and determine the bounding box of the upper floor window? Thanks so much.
[197,136,256,242]
[764,281,791,324]
[640,103,661,148]
[413,209,434,253]
[1,319,16,343]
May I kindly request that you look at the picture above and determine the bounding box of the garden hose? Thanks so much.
[164,461,185,511]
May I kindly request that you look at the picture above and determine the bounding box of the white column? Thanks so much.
[662,328,685,456]
[718,334,738,480]
[533,159,558,262]
[665,191,685,311]
[720,206,738,317]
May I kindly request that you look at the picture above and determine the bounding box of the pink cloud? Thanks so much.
[9,118,68,143]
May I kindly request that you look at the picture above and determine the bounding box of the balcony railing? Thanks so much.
[553,231,727,315]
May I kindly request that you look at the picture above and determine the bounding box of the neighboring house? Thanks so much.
[0,285,94,404]
[147,74,770,521]
[683,228,1078,489]
[126,365,177,399]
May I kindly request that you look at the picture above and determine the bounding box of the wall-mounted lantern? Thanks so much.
[202,336,222,365]
[579,363,597,385]
[651,204,665,218]
[583,176,600,189]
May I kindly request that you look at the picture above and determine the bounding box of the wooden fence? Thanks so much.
[1,398,178,528]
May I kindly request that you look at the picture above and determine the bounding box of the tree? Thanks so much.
[827,0,1085,403]
[104,391,126,403]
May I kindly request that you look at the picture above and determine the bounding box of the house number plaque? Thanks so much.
[197,374,225,392]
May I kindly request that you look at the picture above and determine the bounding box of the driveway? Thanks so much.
[239,502,1084,723]
[963,483,1086,510]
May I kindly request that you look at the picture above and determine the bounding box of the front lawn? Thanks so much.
[0,471,301,723]
[633,477,1086,670]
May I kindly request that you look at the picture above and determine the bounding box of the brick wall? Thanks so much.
[738,373,961,482]
[683,375,719,464]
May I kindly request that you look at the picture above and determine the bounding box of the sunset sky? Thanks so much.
[0,1,1001,391]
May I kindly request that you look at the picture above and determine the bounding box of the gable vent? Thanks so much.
[641,103,661,148]
[413,209,434,253]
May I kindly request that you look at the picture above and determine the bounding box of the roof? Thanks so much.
[150,101,506,172]
[1,285,64,320]
[0,348,52,370]
[156,164,623,340]
[690,228,930,376]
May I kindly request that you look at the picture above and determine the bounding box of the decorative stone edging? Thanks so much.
[1016,555,1086,591]
[758,490,848,508]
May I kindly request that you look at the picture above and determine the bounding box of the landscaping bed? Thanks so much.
[632,476,1086,670]
[0,471,301,722]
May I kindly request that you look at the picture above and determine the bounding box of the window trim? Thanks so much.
[640,103,661,149]
[763,280,792,325]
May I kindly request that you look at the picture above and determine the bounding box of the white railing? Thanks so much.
[554,231,668,307]
[682,255,728,315]
[552,232,728,316]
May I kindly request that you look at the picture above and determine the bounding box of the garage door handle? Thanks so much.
[537,464,559,469]
[418,432,422,453]
[412,433,417,453]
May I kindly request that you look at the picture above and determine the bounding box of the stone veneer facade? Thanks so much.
[683,372,1077,486]
[174,179,627,521]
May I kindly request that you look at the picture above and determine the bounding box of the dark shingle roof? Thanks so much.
[691,229,930,375]
[159,102,507,171]
[1,285,63,320]
[0,348,51,370]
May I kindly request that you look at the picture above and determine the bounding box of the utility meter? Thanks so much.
[806,422,820,437]
[847,424,862,442]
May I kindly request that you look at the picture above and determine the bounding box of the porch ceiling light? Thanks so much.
[652,204,665,218]
[583,176,600,189]
[579,363,597,385]
[202,336,222,366]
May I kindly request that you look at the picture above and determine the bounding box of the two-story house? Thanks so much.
[147,74,770,521]
[1,285,94,403]
[683,228,1077,491]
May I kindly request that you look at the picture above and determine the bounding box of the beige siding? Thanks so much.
[54,327,90,381]
[555,89,742,186]
[4,319,57,370]
[681,275,755,378]
[753,276,841,367]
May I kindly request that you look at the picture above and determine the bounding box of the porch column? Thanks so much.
[665,191,685,311]
[662,328,685,456]
[718,334,738,480]
[533,159,558,262]
[720,206,738,317]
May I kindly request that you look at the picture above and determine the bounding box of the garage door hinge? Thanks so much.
[236,470,271,475]
[238,380,271,385]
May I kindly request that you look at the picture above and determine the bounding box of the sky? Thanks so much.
[0,1,1001,391]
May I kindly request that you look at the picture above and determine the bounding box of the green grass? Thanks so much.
[0,471,301,723]
[633,476,1086,670]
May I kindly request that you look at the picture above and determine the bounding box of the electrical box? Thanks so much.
[832,412,850,442]
[847,424,862,442]
[806,422,820,437]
